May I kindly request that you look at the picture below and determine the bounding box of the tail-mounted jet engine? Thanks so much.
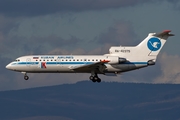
[147,60,155,65]
[107,56,126,65]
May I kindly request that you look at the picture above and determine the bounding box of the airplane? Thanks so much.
[6,30,174,83]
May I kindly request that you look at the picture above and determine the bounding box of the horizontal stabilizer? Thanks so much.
[154,30,174,38]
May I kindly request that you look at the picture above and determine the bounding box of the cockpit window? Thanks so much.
[15,59,20,62]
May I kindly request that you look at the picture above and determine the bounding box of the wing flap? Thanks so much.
[70,60,109,71]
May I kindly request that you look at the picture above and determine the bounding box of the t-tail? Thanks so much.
[109,30,174,65]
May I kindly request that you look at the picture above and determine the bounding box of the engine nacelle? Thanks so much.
[147,60,155,65]
[119,58,126,63]
[107,56,126,65]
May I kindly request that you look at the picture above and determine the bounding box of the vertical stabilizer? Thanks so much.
[109,30,174,64]
[137,30,174,57]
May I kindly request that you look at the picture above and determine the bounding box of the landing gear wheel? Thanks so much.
[24,76,29,80]
[94,77,98,81]
[89,71,101,83]
[89,76,94,80]
[92,79,96,82]
[90,76,101,83]
[97,78,101,83]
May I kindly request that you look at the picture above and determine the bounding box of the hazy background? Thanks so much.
[1,0,180,91]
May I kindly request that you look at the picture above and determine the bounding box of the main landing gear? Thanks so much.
[89,73,101,83]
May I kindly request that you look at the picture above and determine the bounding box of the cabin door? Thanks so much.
[26,58,31,67]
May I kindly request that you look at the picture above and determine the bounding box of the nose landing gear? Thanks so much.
[24,75,29,80]
[22,72,29,80]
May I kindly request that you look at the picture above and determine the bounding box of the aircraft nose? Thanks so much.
[6,64,11,70]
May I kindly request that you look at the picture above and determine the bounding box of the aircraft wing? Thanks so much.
[69,60,110,72]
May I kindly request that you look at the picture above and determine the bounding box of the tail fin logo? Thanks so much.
[147,38,161,51]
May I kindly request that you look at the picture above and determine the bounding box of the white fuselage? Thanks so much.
[6,55,148,74]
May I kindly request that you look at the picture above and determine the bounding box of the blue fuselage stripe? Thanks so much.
[13,61,147,65]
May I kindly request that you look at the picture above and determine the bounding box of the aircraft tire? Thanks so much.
[89,76,94,80]
[97,78,101,83]
[24,76,29,80]
[89,75,101,83]
[92,79,96,82]
[92,77,98,82]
